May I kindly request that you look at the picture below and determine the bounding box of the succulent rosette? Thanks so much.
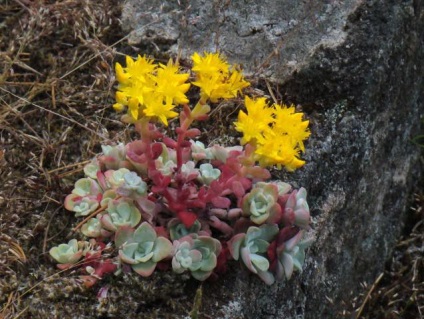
[101,198,142,232]
[49,239,89,269]
[172,234,222,281]
[168,218,203,241]
[269,229,314,280]
[241,182,282,224]
[64,178,102,217]
[283,187,311,229]
[228,224,279,285]
[115,222,172,276]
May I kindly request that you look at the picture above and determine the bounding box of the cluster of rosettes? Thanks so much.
[50,52,313,287]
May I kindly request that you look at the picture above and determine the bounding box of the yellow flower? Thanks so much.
[191,52,249,103]
[234,98,310,171]
[155,59,190,105]
[143,94,178,126]
[121,55,156,83]
[272,103,311,152]
[192,52,229,76]
[234,96,273,144]
[114,55,190,126]
[255,133,305,171]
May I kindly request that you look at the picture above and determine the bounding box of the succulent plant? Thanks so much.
[197,163,221,185]
[100,189,118,207]
[84,159,101,179]
[81,217,112,238]
[101,199,142,232]
[155,144,177,176]
[168,218,202,241]
[228,224,279,285]
[283,187,311,229]
[64,194,100,217]
[271,230,314,280]
[116,171,147,197]
[49,239,88,268]
[180,161,199,181]
[115,222,172,276]
[190,140,213,161]
[104,168,131,188]
[72,178,101,197]
[241,182,281,224]
[100,143,127,170]
[172,234,222,281]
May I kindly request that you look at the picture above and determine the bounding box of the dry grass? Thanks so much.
[340,193,424,318]
[0,0,128,317]
[0,1,423,318]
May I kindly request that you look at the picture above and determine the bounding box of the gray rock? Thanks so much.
[122,0,424,318]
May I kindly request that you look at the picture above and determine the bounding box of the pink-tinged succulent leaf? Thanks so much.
[188,250,203,264]
[73,178,101,196]
[191,270,212,281]
[178,211,198,228]
[282,207,295,225]
[151,142,164,159]
[93,259,117,278]
[244,166,271,180]
[294,209,311,229]
[228,208,243,219]
[56,263,75,270]
[231,181,245,198]
[281,252,294,279]
[100,214,117,232]
[211,196,231,209]
[257,270,275,285]
[185,128,201,138]
[228,233,246,260]
[241,247,257,273]
[163,137,177,149]
[284,231,303,251]
[79,275,98,288]
[268,203,283,224]
[96,171,108,190]
[114,226,135,248]
[152,237,172,262]
[285,191,297,210]
[209,216,233,237]
[132,260,156,277]
[276,227,299,249]
[64,194,80,211]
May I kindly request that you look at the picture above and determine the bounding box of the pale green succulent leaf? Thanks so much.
[134,222,157,243]
[132,259,156,277]
[250,254,270,272]
[152,237,172,262]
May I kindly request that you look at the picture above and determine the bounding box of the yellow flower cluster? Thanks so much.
[234,96,310,171]
[191,52,250,103]
[114,55,190,126]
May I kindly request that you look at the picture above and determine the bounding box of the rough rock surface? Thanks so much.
[122,0,424,318]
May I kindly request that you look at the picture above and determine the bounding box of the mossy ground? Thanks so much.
[0,1,422,318]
